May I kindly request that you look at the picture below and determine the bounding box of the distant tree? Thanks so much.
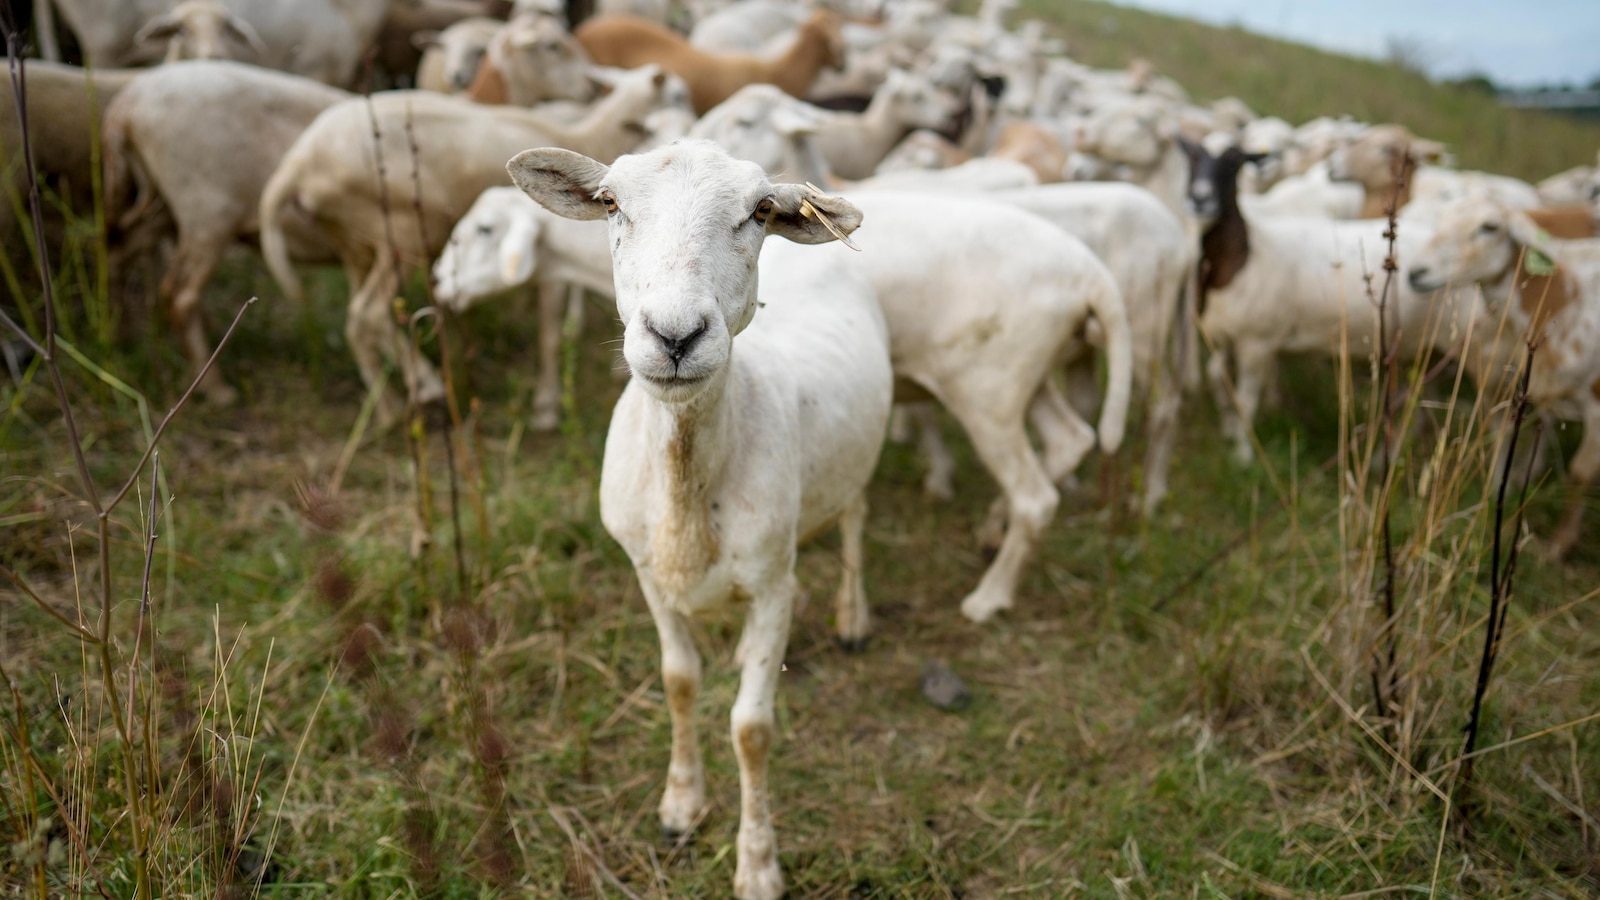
[1446,71,1499,95]
[1384,35,1438,77]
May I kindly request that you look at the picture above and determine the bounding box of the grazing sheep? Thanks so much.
[259,65,674,423]
[507,139,891,900]
[1407,197,1600,559]
[431,186,611,429]
[574,9,845,114]
[101,61,352,404]
[1069,96,1191,219]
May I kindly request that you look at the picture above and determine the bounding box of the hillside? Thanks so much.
[1019,0,1600,182]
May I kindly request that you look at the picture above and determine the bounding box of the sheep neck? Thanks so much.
[648,370,734,599]
[1198,160,1250,315]
[762,22,834,100]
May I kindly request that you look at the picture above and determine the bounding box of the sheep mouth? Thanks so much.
[1407,272,1444,293]
[637,372,708,390]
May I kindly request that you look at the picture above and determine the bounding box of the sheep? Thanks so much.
[462,12,595,106]
[1524,206,1598,240]
[1239,160,1365,219]
[431,186,611,429]
[986,182,1194,514]
[258,64,676,424]
[132,0,266,63]
[101,61,352,404]
[1537,164,1599,209]
[1407,196,1600,558]
[1185,143,1484,464]
[573,8,845,115]
[688,0,808,53]
[839,190,1132,621]
[1316,123,1420,216]
[374,0,499,86]
[47,0,396,86]
[506,139,891,900]
[1068,95,1191,219]
[0,60,140,252]
[811,67,961,179]
[415,16,502,93]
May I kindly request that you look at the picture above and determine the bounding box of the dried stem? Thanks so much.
[1458,339,1538,820]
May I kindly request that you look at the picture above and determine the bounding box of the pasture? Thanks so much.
[5,0,1600,897]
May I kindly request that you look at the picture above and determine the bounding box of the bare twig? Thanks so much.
[1458,338,1537,819]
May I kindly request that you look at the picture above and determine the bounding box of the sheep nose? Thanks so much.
[646,319,708,365]
[1408,267,1431,290]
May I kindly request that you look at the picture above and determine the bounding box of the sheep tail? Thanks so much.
[1091,276,1133,454]
[258,157,305,304]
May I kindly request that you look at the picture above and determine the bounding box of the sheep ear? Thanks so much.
[507,148,610,220]
[1410,138,1446,164]
[134,13,181,44]
[411,30,441,51]
[770,103,829,137]
[766,184,862,245]
[498,216,538,285]
[1508,211,1556,264]
[225,13,269,57]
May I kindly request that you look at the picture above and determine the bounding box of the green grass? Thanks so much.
[5,5,1600,896]
[1021,0,1600,181]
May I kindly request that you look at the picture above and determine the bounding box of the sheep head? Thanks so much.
[507,140,861,403]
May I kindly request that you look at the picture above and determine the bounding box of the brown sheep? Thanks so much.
[574,9,845,115]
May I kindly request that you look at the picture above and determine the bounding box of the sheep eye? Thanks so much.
[599,191,619,214]
[1479,222,1500,234]
[476,223,494,236]
[752,198,774,225]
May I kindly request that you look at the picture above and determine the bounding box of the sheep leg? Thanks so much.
[1549,399,1600,559]
[1206,344,1245,454]
[1028,375,1097,489]
[834,492,870,651]
[1229,344,1274,466]
[910,402,956,501]
[345,263,404,426]
[1063,355,1102,421]
[531,280,564,432]
[162,236,236,405]
[887,404,914,443]
[956,414,1059,623]
[1140,355,1182,517]
[646,594,706,839]
[729,580,794,900]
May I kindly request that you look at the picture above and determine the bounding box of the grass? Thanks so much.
[5,4,1600,897]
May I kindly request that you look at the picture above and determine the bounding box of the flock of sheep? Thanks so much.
[9,0,1600,896]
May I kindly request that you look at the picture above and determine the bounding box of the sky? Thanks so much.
[1098,0,1600,88]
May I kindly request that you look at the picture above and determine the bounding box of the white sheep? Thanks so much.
[102,60,351,404]
[841,191,1132,621]
[414,16,502,94]
[431,187,612,429]
[1407,197,1600,558]
[507,139,891,900]
[132,0,266,63]
[48,0,394,85]
[259,64,677,424]
[461,12,596,106]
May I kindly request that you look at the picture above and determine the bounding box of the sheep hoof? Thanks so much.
[835,635,870,654]
[661,825,696,844]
